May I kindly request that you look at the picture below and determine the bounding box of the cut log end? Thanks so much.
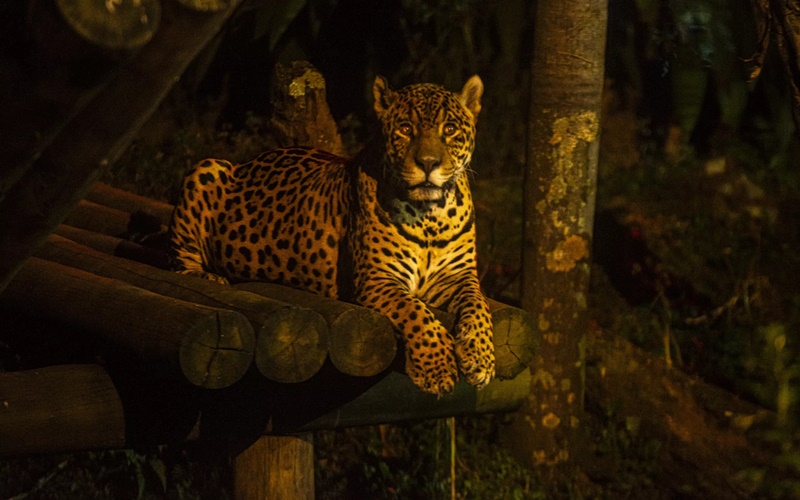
[432,299,537,381]
[180,309,255,389]
[255,307,329,384]
[328,308,397,377]
[491,304,538,379]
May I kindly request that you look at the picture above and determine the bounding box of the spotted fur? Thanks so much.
[169,76,494,395]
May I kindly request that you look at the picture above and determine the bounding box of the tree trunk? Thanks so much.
[507,0,607,469]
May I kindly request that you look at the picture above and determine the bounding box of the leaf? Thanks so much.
[149,457,168,492]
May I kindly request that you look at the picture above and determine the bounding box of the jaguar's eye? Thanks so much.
[443,123,457,136]
[397,124,413,136]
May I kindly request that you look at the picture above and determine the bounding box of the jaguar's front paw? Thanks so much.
[454,322,495,389]
[177,269,230,285]
[405,342,458,396]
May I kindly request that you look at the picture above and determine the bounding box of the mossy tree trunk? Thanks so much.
[506,0,607,470]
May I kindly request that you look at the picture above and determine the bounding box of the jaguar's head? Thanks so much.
[373,75,483,203]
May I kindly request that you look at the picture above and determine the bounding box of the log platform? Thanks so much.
[0,182,539,468]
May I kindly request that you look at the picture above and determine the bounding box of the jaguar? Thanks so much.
[169,75,494,395]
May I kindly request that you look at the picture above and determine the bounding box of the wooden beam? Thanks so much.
[0,365,531,457]
[0,0,241,293]
[64,199,136,237]
[291,369,532,433]
[0,365,125,456]
[1,257,254,389]
[198,368,532,440]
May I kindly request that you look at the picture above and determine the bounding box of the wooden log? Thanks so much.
[234,435,314,500]
[86,181,175,225]
[54,224,172,269]
[0,364,126,456]
[235,282,396,378]
[236,283,537,379]
[63,199,134,236]
[39,235,329,383]
[1,257,254,389]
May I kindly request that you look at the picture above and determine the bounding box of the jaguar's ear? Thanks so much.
[373,76,397,117]
[459,75,483,120]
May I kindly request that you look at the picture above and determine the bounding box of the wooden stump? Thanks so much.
[271,61,346,156]
[234,435,314,500]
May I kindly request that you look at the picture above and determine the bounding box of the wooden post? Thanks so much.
[234,435,314,500]
[271,61,346,156]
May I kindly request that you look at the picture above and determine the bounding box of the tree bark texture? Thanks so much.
[510,0,607,468]
[764,0,800,129]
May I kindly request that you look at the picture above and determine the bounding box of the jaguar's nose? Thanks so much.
[415,154,441,174]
